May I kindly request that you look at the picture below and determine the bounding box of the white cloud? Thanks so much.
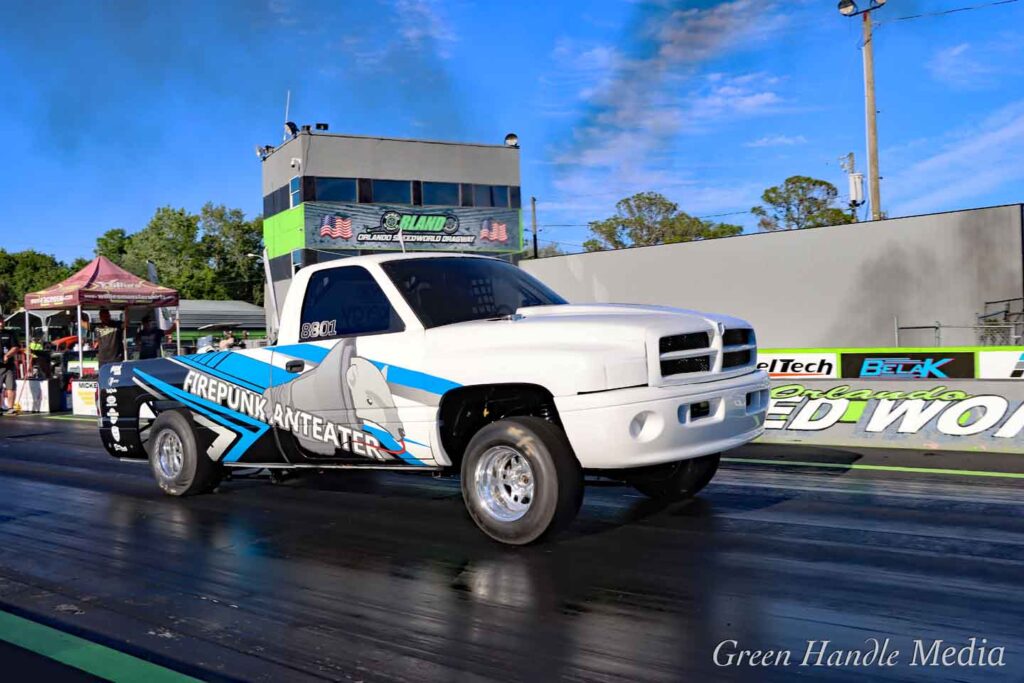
[927,36,1024,90]
[928,43,994,89]
[745,134,808,148]
[886,99,1024,215]
[540,1,799,236]
[340,0,456,67]
[654,1,788,65]
[393,0,456,58]
[547,2,791,188]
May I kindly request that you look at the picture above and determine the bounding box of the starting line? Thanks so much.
[0,610,196,682]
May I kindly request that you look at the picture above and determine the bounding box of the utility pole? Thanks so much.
[530,196,539,259]
[840,152,864,220]
[862,12,882,221]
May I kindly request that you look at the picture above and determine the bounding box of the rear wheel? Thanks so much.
[148,411,222,496]
[461,416,582,545]
[627,453,720,501]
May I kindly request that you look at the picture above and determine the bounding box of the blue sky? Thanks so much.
[1,0,1022,261]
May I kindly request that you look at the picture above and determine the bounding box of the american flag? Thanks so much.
[480,220,508,242]
[320,214,353,239]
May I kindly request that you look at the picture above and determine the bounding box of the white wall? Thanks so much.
[521,205,1024,348]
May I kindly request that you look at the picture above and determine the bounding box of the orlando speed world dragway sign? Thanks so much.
[758,380,1024,453]
[756,347,1024,454]
[304,202,522,253]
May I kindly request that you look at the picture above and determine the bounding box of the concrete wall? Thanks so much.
[263,132,520,195]
[521,205,1024,348]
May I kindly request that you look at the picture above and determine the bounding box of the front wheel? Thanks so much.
[148,411,222,496]
[461,417,583,545]
[627,453,720,501]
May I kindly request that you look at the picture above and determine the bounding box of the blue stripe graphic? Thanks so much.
[216,352,296,388]
[368,361,461,395]
[271,344,331,364]
[135,369,269,463]
[175,356,266,394]
[361,423,428,466]
[208,352,230,368]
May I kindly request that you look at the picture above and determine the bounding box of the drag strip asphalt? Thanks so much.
[0,415,1021,681]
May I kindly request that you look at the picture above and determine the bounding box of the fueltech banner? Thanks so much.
[758,380,1024,453]
[759,347,1024,380]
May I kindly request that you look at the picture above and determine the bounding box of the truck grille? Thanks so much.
[658,327,755,379]
[659,332,709,354]
[723,349,752,368]
[661,355,711,376]
[722,328,751,346]
[721,327,755,372]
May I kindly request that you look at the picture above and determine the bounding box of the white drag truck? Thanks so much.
[99,254,768,544]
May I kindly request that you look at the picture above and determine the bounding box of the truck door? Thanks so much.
[268,265,409,465]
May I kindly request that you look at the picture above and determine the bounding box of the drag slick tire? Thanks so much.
[148,411,222,496]
[461,417,583,545]
[626,453,720,501]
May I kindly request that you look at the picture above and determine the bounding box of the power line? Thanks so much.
[536,209,752,229]
[883,0,1019,22]
[695,210,751,219]
[538,238,587,248]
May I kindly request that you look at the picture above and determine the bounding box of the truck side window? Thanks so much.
[299,267,405,340]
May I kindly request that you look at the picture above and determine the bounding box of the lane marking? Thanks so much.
[43,416,96,423]
[722,457,1024,479]
[0,610,198,682]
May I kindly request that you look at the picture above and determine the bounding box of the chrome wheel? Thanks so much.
[155,430,184,479]
[474,446,535,522]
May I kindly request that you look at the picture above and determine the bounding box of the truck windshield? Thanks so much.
[381,257,567,329]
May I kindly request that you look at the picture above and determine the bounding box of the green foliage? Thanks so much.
[584,192,741,252]
[0,204,264,313]
[116,204,264,304]
[200,203,265,305]
[0,250,73,314]
[751,176,856,231]
[95,228,130,264]
[520,242,567,260]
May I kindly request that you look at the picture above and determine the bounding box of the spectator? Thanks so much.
[218,330,237,351]
[135,315,164,360]
[94,307,124,366]
[0,319,21,415]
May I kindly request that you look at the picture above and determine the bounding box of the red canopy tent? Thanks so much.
[23,256,180,376]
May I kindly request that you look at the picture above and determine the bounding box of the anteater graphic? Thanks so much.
[262,340,405,458]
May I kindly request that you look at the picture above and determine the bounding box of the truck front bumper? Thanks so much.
[554,370,769,469]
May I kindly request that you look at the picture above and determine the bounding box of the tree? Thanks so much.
[95,228,131,264]
[520,243,567,260]
[68,257,92,272]
[120,207,221,300]
[108,205,264,304]
[583,192,742,252]
[751,176,856,231]
[199,203,265,305]
[0,249,73,314]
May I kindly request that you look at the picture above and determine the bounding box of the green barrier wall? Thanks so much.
[756,348,1024,455]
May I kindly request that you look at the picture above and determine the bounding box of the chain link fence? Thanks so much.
[895,298,1023,347]
[896,323,1021,347]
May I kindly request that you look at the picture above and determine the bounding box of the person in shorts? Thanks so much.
[0,319,22,414]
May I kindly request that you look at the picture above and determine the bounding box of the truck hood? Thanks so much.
[421,304,754,395]
[515,303,749,336]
